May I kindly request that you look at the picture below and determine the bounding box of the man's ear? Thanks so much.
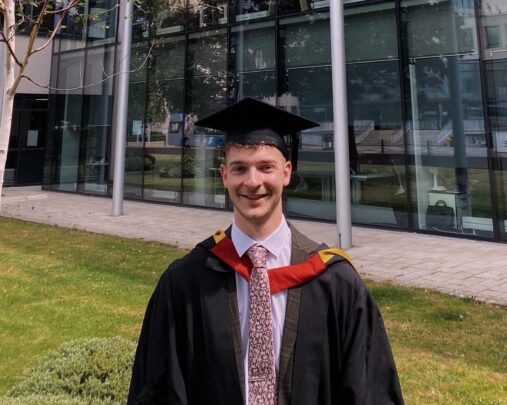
[283,160,292,187]
[220,163,227,187]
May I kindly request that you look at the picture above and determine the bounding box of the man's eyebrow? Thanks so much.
[228,159,279,165]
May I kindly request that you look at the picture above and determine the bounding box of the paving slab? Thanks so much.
[1,186,506,307]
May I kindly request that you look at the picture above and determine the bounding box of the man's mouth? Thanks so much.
[242,194,268,200]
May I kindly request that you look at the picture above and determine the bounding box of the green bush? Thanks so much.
[0,394,89,404]
[125,154,155,172]
[5,337,136,405]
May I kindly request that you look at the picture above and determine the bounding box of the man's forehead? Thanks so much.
[225,143,286,160]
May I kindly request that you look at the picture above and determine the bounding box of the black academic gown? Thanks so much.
[128,226,404,405]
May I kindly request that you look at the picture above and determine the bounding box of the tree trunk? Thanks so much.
[0,0,16,211]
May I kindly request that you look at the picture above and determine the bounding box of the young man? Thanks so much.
[128,98,404,405]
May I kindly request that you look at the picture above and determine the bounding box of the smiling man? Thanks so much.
[128,98,404,405]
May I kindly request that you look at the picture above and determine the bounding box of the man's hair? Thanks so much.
[223,142,287,162]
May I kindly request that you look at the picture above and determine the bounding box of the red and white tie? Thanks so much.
[246,245,277,405]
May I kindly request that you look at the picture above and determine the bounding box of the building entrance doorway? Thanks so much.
[4,95,48,186]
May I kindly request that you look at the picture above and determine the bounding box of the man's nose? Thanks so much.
[244,168,261,187]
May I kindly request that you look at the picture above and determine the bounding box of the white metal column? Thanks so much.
[112,0,133,216]
[330,0,352,249]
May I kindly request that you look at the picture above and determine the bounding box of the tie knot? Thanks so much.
[246,245,268,269]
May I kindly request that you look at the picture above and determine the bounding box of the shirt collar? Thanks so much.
[231,217,290,259]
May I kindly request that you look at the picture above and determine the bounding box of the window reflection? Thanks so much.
[279,14,337,221]
[52,52,85,192]
[124,44,149,199]
[81,46,115,194]
[188,0,229,29]
[183,30,227,208]
[156,0,186,35]
[342,3,407,228]
[403,0,492,236]
[87,0,117,43]
[480,1,507,239]
[278,0,312,15]
[232,0,276,22]
[144,37,186,203]
[230,22,276,102]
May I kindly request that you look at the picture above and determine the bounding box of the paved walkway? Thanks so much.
[1,186,506,307]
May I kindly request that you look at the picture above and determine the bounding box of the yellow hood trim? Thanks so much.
[318,248,354,267]
[212,229,226,244]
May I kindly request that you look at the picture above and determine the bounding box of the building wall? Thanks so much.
[15,36,52,95]
[45,0,507,242]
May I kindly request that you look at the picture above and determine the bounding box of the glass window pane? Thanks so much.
[485,26,501,49]
[59,4,86,51]
[5,150,17,185]
[278,0,312,15]
[480,2,507,240]
[132,0,187,39]
[230,21,276,101]
[20,110,47,148]
[183,29,227,208]
[188,0,229,29]
[280,13,337,221]
[187,29,228,117]
[52,51,86,192]
[281,14,331,67]
[143,36,186,204]
[231,0,276,22]
[403,0,492,237]
[155,0,186,36]
[87,0,117,44]
[81,46,115,194]
[403,0,476,58]
[125,44,149,199]
[343,2,406,228]
[9,110,20,149]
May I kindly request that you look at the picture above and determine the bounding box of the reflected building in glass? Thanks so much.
[43,0,507,242]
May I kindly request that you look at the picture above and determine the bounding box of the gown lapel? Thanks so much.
[278,225,322,405]
[200,259,244,403]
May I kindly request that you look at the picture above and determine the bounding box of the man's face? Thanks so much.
[220,144,292,230]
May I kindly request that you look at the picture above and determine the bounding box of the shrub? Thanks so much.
[0,394,89,404]
[125,154,156,172]
[5,337,136,405]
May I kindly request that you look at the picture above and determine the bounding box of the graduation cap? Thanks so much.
[194,97,319,170]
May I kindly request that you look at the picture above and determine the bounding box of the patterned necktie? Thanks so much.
[246,245,277,405]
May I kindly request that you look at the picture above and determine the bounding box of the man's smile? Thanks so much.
[241,193,269,200]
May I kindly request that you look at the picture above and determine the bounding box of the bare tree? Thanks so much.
[0,0,89,208]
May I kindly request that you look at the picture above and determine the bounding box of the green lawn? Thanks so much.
[0,217,506,404]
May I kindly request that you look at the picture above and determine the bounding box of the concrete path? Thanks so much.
[1,186,506,307]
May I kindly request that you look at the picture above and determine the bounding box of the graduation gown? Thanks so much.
[128,226,404,405]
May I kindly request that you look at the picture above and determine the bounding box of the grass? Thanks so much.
[0,217,185,395]
[0,217,506,403]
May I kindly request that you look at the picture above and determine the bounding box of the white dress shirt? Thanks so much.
[231,218,292,404]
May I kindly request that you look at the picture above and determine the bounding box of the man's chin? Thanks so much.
[236,208,270,224]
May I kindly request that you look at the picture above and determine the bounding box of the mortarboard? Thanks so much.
[194,97,319,170]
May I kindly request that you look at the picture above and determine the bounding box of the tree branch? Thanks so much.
[32,0,119,55]
[43,0,82,15]
[0,26,22,67]
[30,7,67,55]
[21,41,154,92]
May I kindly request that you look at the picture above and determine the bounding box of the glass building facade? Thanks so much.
[44,0,507,242]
